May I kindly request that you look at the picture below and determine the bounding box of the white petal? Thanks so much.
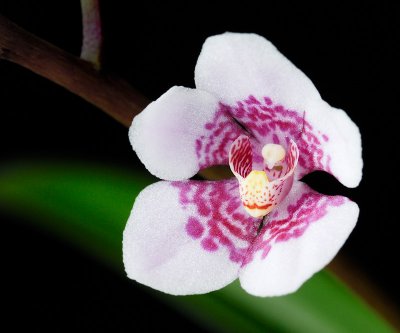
[129,86,243,181]
[304,101,363,188]
[195,32,320,110]
[195,33,362,187]
[239,181,359,297]
[123,180,260,295]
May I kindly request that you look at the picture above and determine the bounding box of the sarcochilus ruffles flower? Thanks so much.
[123,33,362,296]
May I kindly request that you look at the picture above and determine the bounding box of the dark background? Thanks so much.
[0,1,398,331]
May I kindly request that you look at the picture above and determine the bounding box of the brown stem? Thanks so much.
[0,14,225,178]
[0,14,148,127]
[80,0,102,68]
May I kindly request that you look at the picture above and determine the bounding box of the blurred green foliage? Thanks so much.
[0,161,394,333]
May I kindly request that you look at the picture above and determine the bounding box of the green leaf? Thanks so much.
[0,161,395,333]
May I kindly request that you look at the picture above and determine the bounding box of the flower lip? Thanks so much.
[239,170,271,218]
[229,135,299,218]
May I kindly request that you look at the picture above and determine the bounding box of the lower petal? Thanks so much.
[123,179,260,295]
[239,181,359,297]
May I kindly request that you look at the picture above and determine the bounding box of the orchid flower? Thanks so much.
[123,33,362,296]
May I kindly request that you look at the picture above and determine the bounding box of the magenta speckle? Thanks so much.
[201,238,219,251]
[230,251,243,262]
[186,217,204,239]
[264,97,273,105]
[245,95,261,105]
[173,179,259,263]
[276,233,290,242]
[195,104,243,170]
[205,123,214,130]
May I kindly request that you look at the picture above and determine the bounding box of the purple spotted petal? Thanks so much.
[195,33,362,187]
[239,181,359,296]
[123,179,261,295]
[171,179,261,263]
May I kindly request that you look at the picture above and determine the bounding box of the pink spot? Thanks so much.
[276,233,290,242]
[186,217,204,239]
[202,238,218,251]
[230,251,243,263]
[264,97,273,105]
[245,95,261,105]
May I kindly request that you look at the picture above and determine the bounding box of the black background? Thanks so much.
[0,1,399,331]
